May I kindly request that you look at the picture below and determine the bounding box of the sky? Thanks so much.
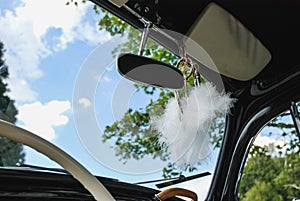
[0,0,292,200]
[0,0,123,173]
[0,0,177,184]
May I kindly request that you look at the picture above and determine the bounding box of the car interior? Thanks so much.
[0,0,300,200]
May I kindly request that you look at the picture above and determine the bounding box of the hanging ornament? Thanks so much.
[151,58,234,166]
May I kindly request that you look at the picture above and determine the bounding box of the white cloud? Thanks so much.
[17,100,71,140]
[0,0,111,102]
[103,76,112,82]
[6,78,38,102]
[252,135,289,156]
[79,97,92,108]
[254,135,285,147]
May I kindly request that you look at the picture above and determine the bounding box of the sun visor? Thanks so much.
[108,0,128,7]
[185,3,271,81]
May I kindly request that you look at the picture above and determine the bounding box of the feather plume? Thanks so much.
[151,82,234,166]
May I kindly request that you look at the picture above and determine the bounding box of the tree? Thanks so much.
[239,146,282,197]
[243,181,283,201]
[0,41,25,166]
[274,153,300,200]
[239,145,300,200]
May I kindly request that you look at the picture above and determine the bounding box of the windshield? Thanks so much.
[0,1,227,200]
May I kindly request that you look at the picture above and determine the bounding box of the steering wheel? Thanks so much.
[0,120,116,201]
[154,187,198,201]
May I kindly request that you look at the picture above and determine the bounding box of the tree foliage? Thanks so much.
[0,41,25,166]
[243,181,283,201]
[103,90,172,163]
[239,145,300,200]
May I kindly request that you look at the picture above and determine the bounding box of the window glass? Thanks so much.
[238,107,300,201]
[0,1,228,200]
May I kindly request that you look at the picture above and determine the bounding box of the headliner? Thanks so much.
[93,0,300,90]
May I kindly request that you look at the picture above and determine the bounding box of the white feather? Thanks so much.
[151,82,233,166]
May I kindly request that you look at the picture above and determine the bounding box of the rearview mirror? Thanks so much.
[117,53,184,89]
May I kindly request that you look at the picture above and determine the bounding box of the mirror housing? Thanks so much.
[117,53,184,89]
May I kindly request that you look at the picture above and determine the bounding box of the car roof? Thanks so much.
[92,0,300,92]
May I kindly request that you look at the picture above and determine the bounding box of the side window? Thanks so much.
[238,106,300,201]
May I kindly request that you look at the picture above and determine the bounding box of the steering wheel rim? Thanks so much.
[0,120,116,201]
[155,187,198,201]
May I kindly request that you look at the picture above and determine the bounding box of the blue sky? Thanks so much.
[0,0,123,174]
[0,0,182,185]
